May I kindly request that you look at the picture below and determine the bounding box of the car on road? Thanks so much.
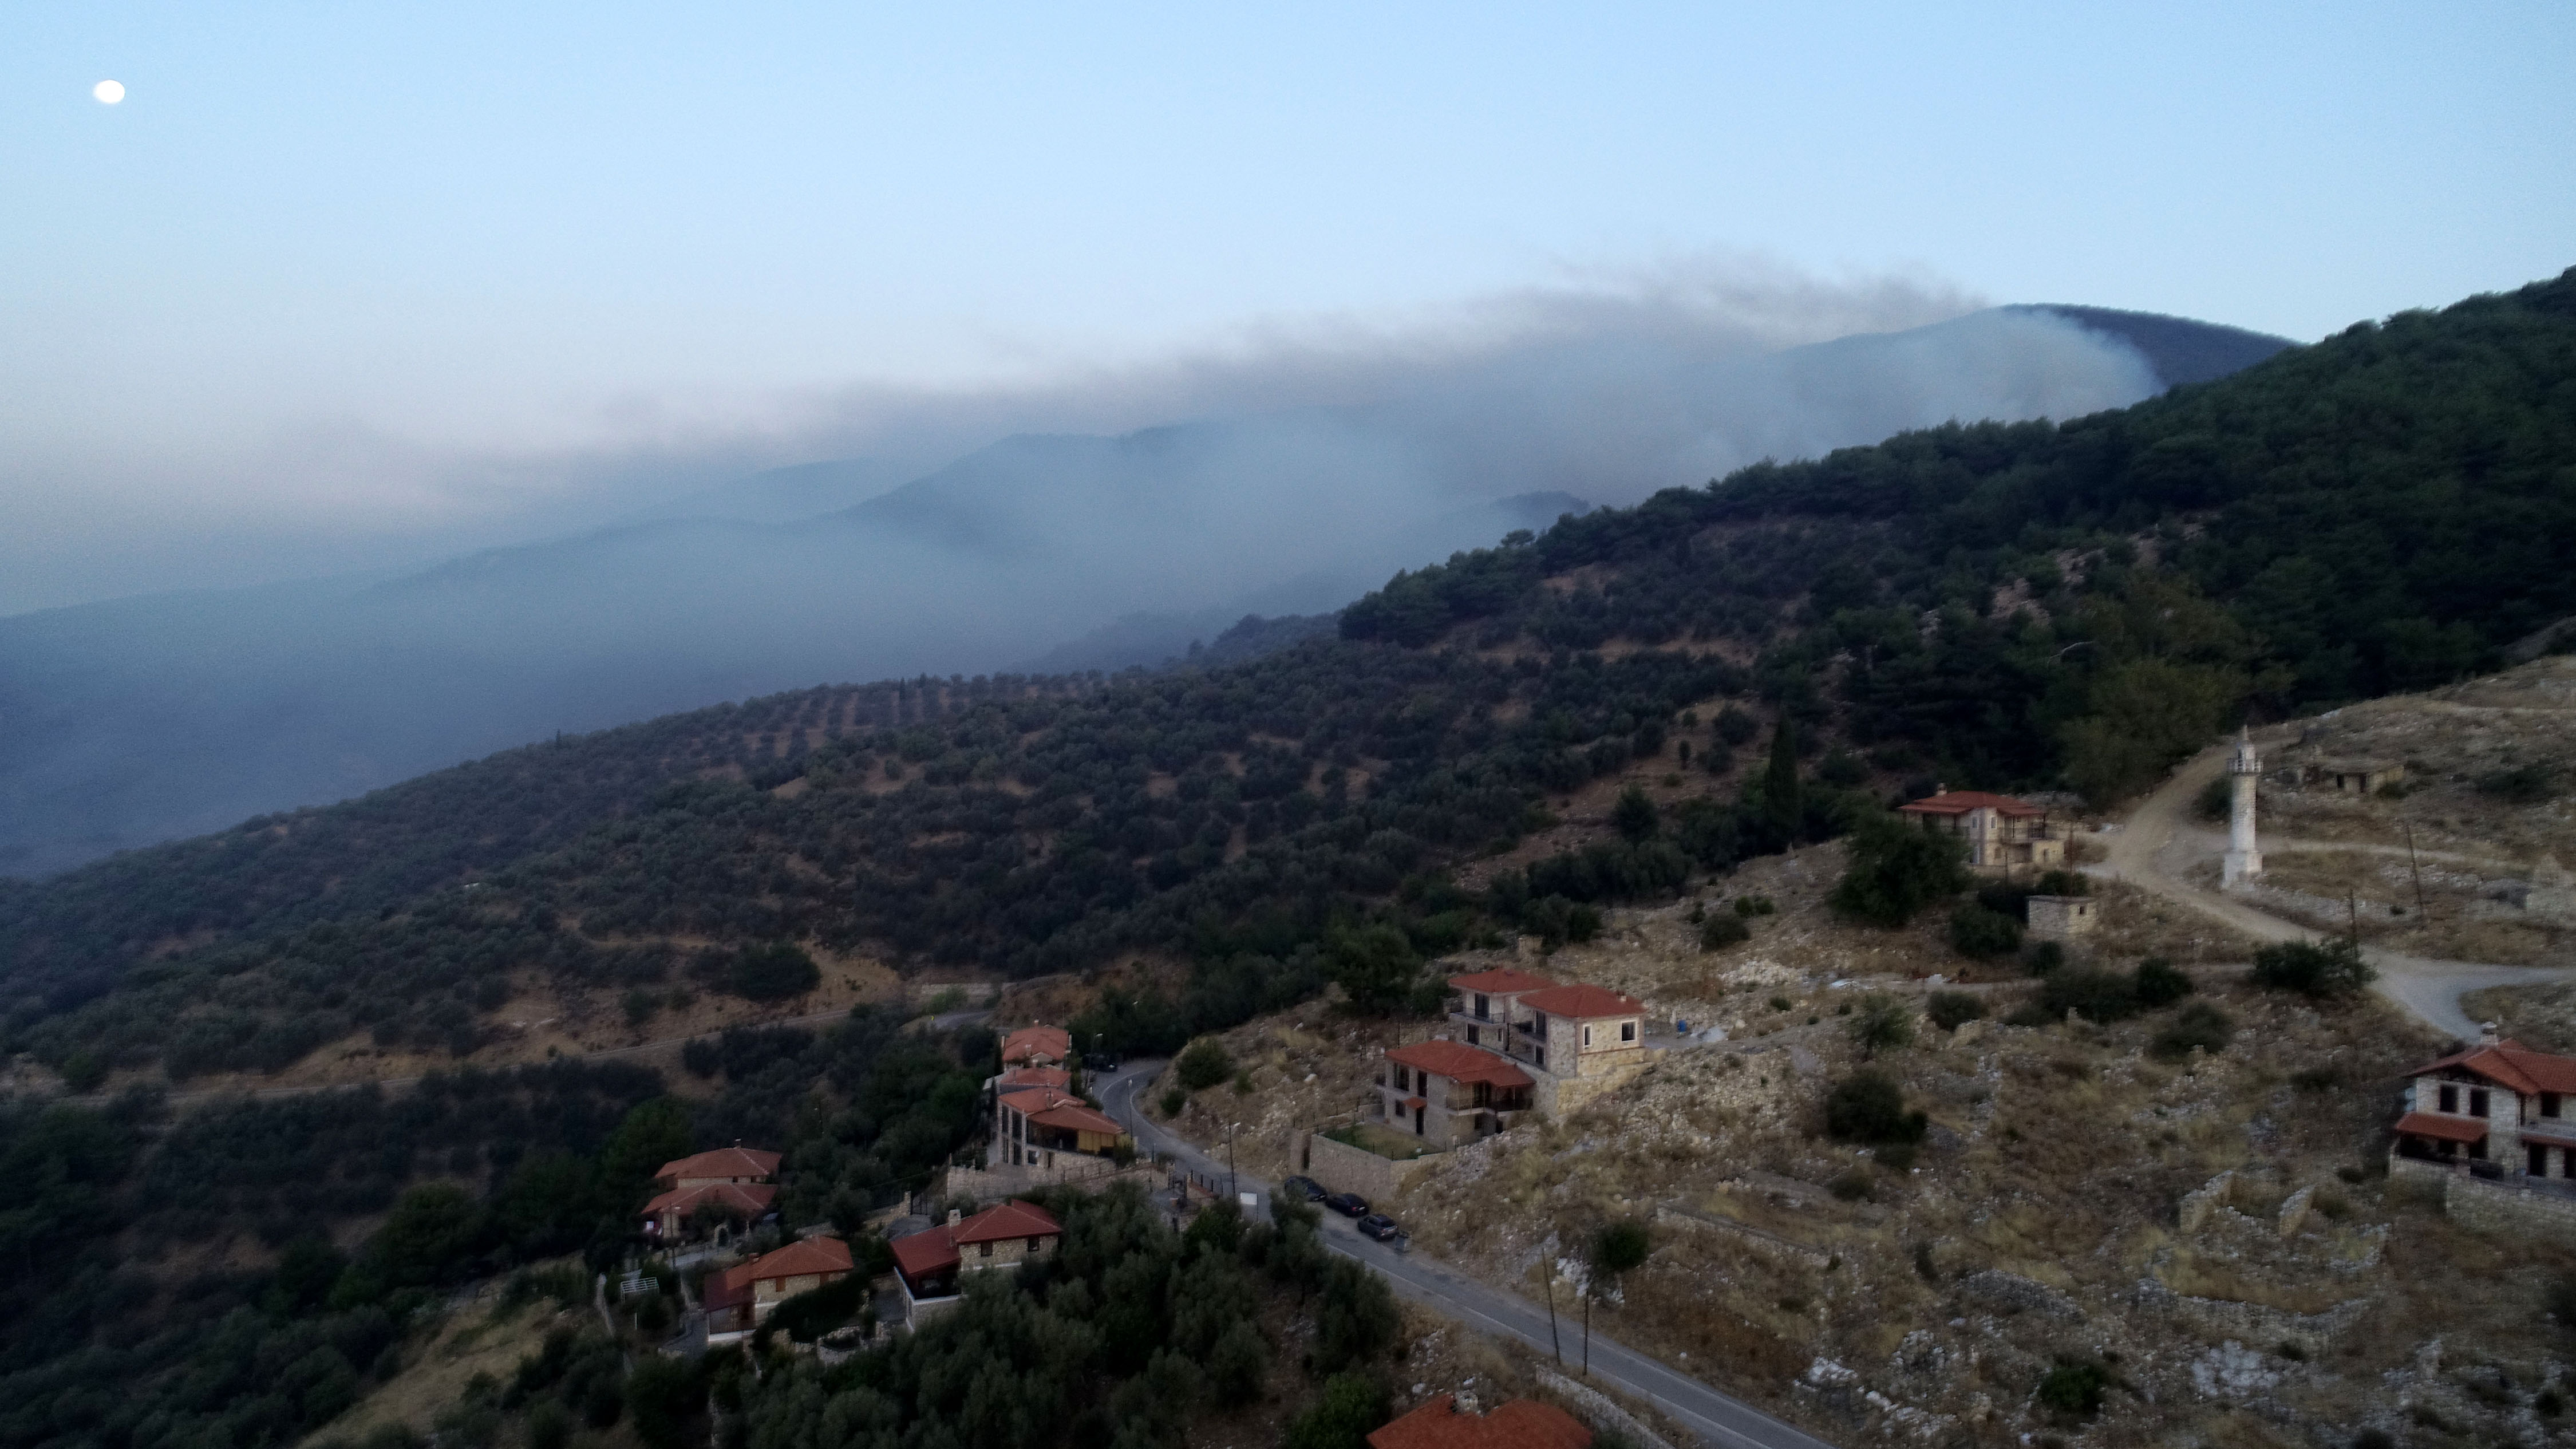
[1280,1176,1326,1202]
[1321,1191,1369,1217]
[1084,1052,1120,1073]
[1356,1213,1401,1242]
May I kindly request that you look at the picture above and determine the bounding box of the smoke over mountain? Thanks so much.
[0,269,2289,876]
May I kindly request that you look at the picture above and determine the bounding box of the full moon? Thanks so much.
[93,80,125,104]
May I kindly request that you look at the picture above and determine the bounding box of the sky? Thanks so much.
[4,1,2573,615]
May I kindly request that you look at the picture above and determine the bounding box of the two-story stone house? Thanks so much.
[640,1143,781,1241]
[701,1234,855,1343]
[1374,1039,1534,1146]
[889,1199,1062,1328]
[1415,970,1653,1118]
[1445,968,1557,1051]
[991,1083,1129,1172]
[1896,788,2063,874]
[2393,1027,2576,1183]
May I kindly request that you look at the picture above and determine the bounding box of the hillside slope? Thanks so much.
[2,269,2570,1093]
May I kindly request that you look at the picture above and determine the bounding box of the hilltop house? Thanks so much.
[701,1235,854,1344]
[999,1025,1073,1069]
[1366,1395,1590,1449]
[2392,1027,2576,1183]
[641,1144,780,1241]
[889,1199,1062,1328]
[1897,788,2064,874]
[1374,1039,1534,1146]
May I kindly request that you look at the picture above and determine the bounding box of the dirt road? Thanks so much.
[2092,737,2569,1040]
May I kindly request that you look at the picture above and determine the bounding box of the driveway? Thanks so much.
[1097,1062,1836,1449]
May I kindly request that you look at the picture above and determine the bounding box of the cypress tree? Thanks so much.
[1763,715,1801,842]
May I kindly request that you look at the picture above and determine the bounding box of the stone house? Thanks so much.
[1425,971,1654,1116]
[1366,1395,1590,1449]
[1445,968,1558,1051]
[888,1199,1062,1329]
[2392,1026,2576,1183]
[1896,788,2064,874]
[2308,759,2406,794]
[640,1144,780,1242]
[701,1234,854,1344]
[990,1081,1129,1171]
[1373,1039,1534,1146]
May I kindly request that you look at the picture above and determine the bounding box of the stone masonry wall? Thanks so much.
[2446,1172,2576,1243]
[1303,1130,1436,1203]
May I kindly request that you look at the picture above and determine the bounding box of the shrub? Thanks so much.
[2249,938,2374,998]
[1612,786,1660,842]
[2478,764,2555,803]
[1848,996,1915,1057]
[2034,968,2140,1024]
[2132,957,2192,1006]
[1735,894,1776,917]
[1827,1168,1874,1202]
[2194,775,2234,822]
[727,943,820,1002]
[2151,1002,2235,1060]
[1698,914,1750,950]
[1159,1086,1187,1117]
[1925,991,1984,1031]
[1948,903,2023,958]
[1175,1037,1235,1092]
[2036,1360,2111,1416]
[1830,813,1969,927]
[2023,941,2065,976]
[1768,995,1793,1012]
[1824,1070,1927,1146]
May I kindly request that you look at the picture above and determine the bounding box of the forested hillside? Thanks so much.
[3,268,2572,1091]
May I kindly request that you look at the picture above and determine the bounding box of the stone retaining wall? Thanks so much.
[1302,1131,1437,1202]
[2446,1172,2576,1242]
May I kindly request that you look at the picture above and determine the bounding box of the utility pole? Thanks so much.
[1226,1122,1239,1201]
[1543,1266,1562,1365]
[2347,891,2362,951]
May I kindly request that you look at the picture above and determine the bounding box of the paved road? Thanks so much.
[1097,1063,1836,1449]
[2091,737,2573,1040]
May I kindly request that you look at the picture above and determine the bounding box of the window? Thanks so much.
[1621,1021,1637,1043]
[1027,1237,1042,1251]
[2440,1084,2459,1113]
[2547,1093,2563,1119]
[1583,1026,1592,1047]
[2471,1088,2491,1119]
[979,1241,992,1257]
[1474,993,1490,1020]
[1467,1026,1479,1046]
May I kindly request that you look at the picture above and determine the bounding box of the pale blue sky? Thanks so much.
[4,2,2572,610]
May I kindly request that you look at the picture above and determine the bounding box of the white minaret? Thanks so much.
[2222,727,2263,888]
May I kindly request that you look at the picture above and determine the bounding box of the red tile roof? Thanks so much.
[999,1066,1072,1089]
[1001,1025,1072,1065]
[641,1182,777,1219]
[1447,968,1558,994]
[2403,1038,2576,1096]
[890,1226,960,1283]
[2394,1111,2491,1144]
[1368,1398,1591,1449]
[953,1199,1061,1245]
[1897,789,2044,818]
[1387,1040,1534,1088]
[653,1146,781,1182]
[1518,984,1644,1020]
[998,1087,1125,1138]
[706,1234,854,1305]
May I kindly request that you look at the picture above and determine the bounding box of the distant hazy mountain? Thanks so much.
[0,304,2291,875]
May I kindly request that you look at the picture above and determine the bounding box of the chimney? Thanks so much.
[2480,1022,2502,1048]
[734,1138,743,1148]
[1454,1392,1479,1416]
[1934,783,1947,796]
[947,1207,963,1226]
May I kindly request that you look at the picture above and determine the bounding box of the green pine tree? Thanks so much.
[1763,715,1802,842]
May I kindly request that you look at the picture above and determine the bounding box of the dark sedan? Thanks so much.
[1321,1192,1369,1217]
[1281,1175,1327,1202]
[1356,1213,1402,1242]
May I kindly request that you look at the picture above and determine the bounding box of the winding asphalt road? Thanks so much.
[2091,737,2572,1039]
[1097,1062,1836,1449]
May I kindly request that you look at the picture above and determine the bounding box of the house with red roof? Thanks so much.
[1366,1395,1590,1449]
[2393,1026,2576,1185]
[991,1083,1131,1174]
[1897,787,2063,874]
[887,1199,1062,1328]
[701,1234,855,1344]
[1376,1038,1534,1146]
[1446,968,1558,1052]
[641,1143,781,1241]
[999,1024,1073,1068]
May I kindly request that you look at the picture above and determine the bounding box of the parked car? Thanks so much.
[1356,1213,1402,1242]
[1084,1052,1120,1073]
[1322,1192,1370,1218]
[1281,1175,1327,1202]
